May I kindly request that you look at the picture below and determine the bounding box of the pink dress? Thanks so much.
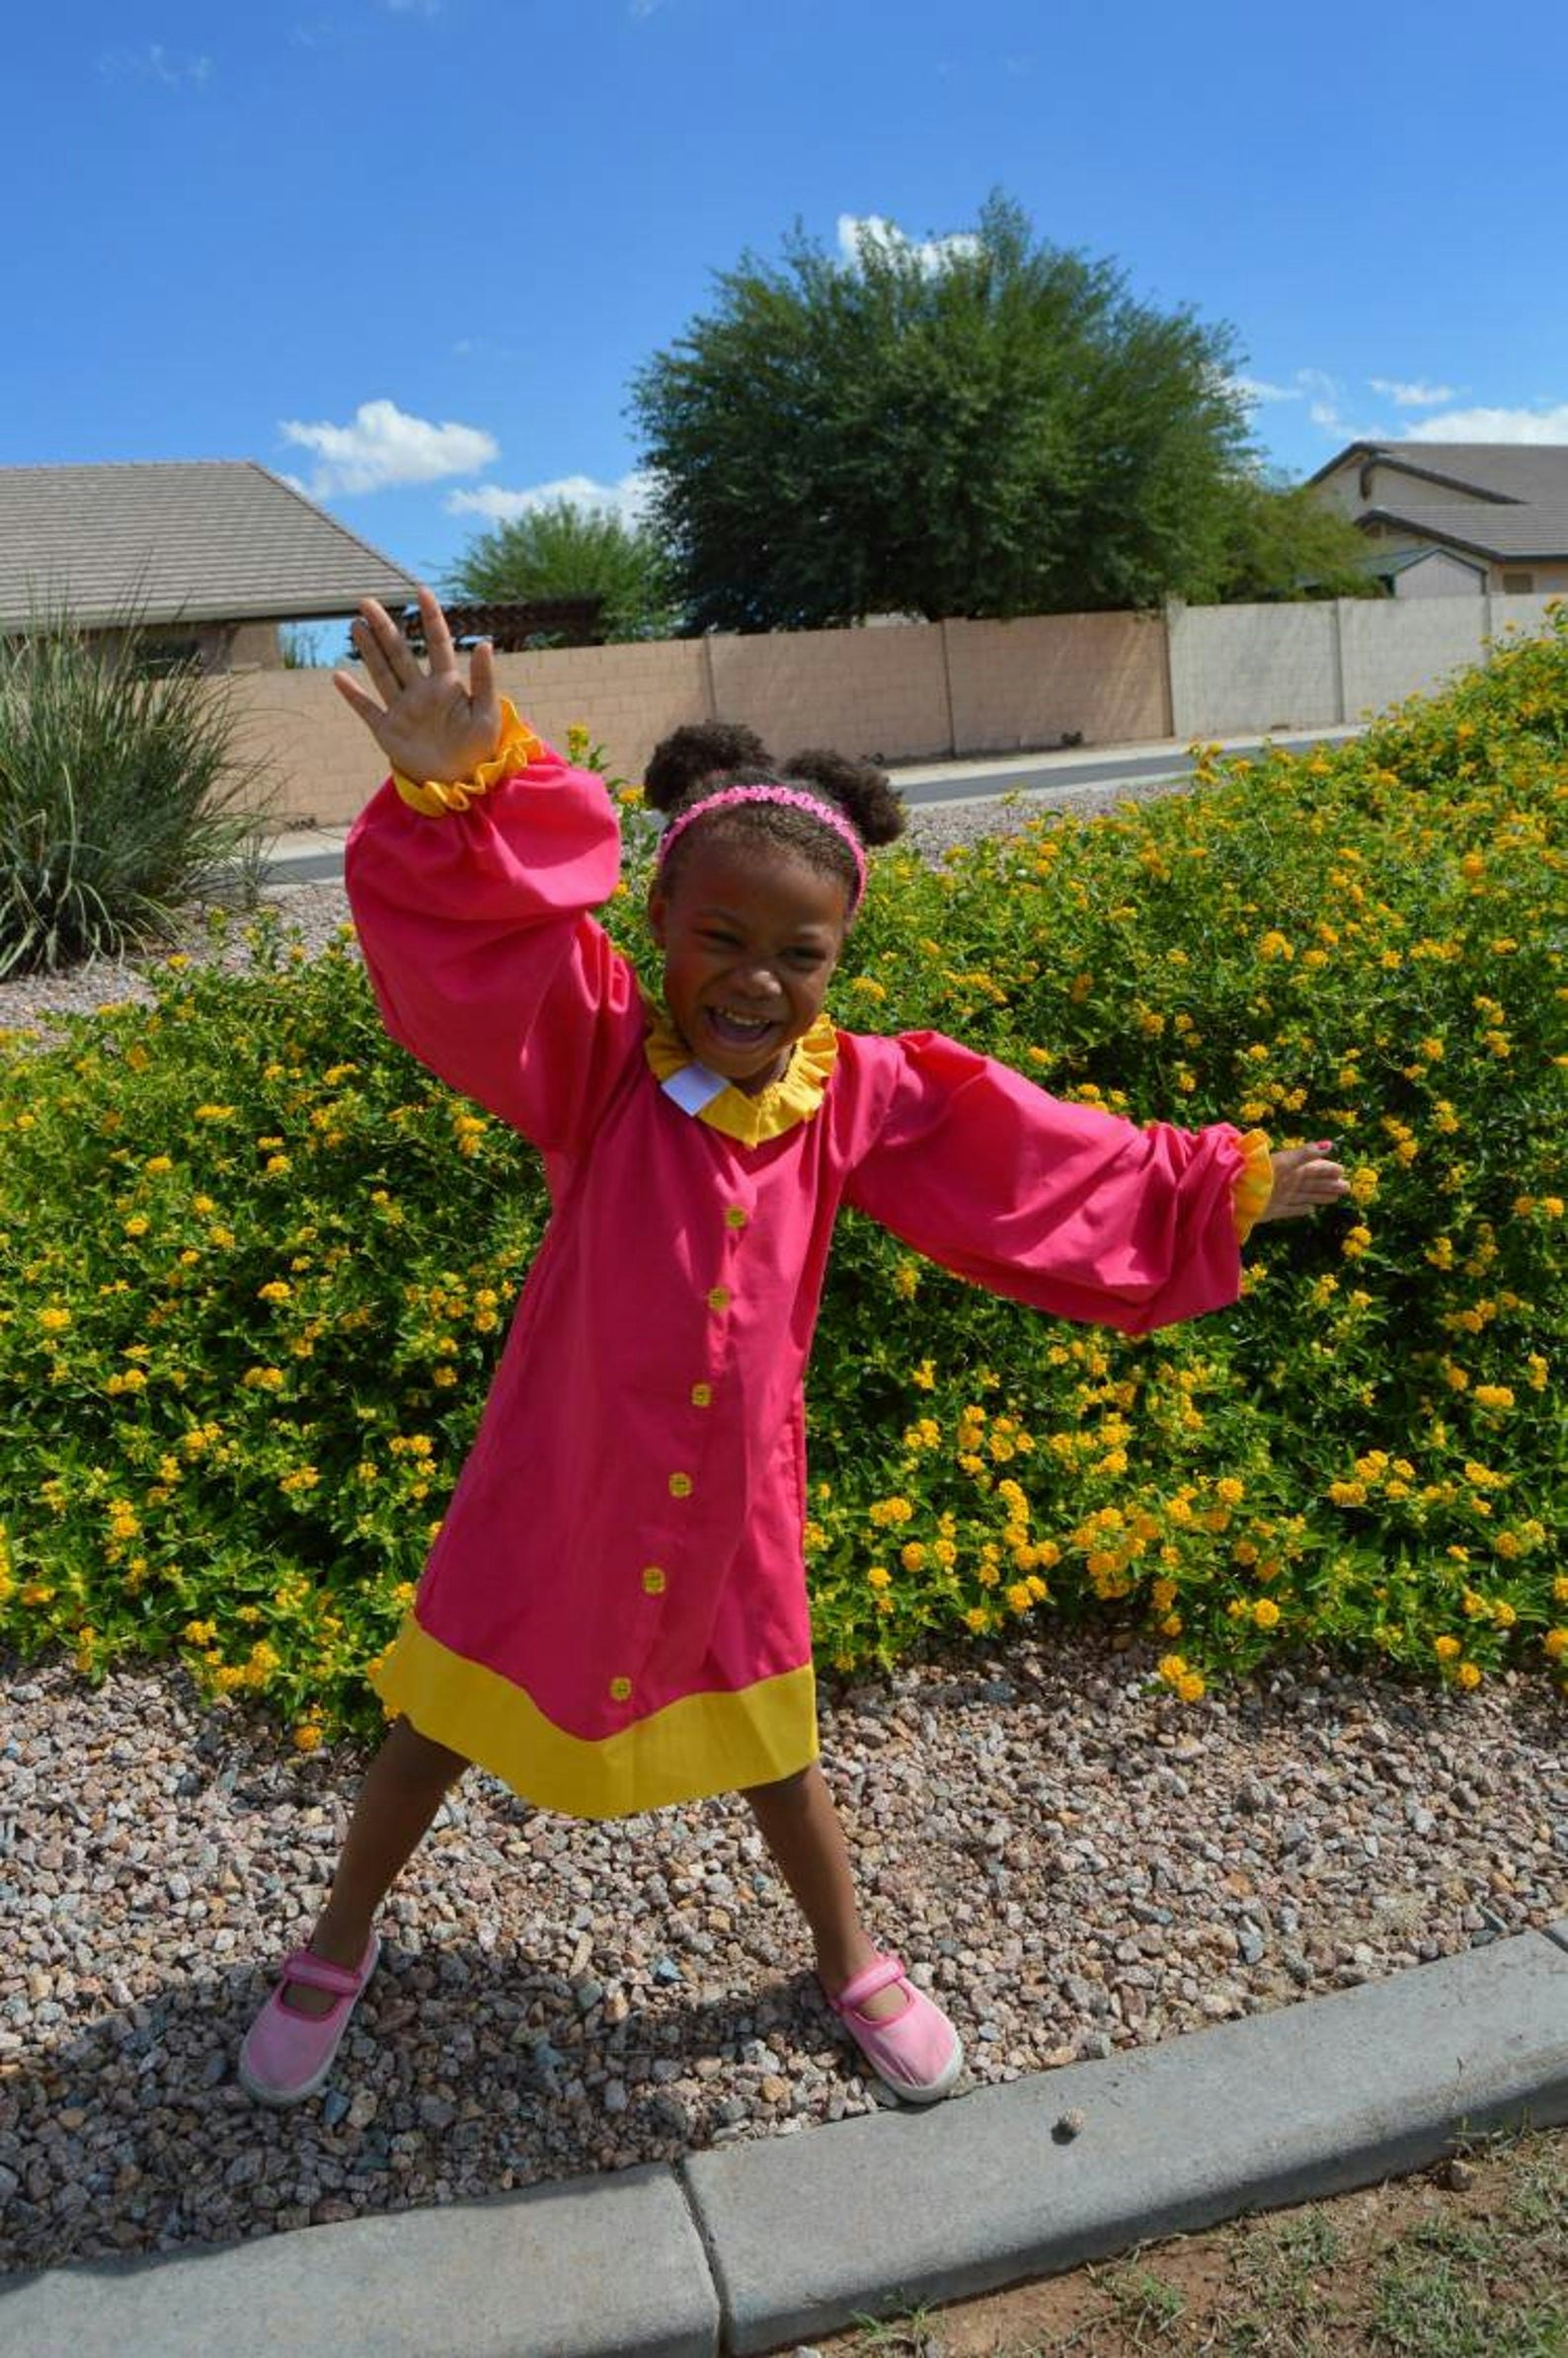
[345,727,1269,1820]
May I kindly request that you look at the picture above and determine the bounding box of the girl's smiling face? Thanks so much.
[648,834,852,1095]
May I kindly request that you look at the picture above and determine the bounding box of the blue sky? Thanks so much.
[5,0,1565,597]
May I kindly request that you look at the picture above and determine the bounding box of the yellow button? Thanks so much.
[668,1471,692,1498]
[642,1566,666,1596]
[724,1206,747,1229]
[609,1676,632,1701]
[690,1382,713,1408]
[707,1286,731,1312]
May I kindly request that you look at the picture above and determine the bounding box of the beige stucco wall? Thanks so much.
[221,594,1564,827]
[1489,561,1568,595]
[945,612,1168,751]
[709,624,952,765]
[227,611,1167,825]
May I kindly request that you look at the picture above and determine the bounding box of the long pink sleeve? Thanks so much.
[345,743,643,1157]
[842,1030,1247,1334]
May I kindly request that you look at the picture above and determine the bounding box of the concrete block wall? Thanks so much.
[1339,596,1490,720]
[489,638,711,792]
[945,611,1168,752]
[1168,600,1341,738]
[709,625,952,767]
[222,593,1563,827]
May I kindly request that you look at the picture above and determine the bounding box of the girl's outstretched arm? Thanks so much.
[842,1031,1306,1336]
[342,590,641,1158]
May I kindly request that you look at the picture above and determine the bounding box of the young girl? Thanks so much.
[239,587,1348,2110]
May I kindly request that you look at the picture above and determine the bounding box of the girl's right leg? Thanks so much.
[280,1716,468,2020]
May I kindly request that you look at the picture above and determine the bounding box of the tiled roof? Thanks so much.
[1362,499,1568,561]
[0,461,419,630]
[1311,440,1568,506]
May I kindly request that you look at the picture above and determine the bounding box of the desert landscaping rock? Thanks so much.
[2,1638,1564,2277]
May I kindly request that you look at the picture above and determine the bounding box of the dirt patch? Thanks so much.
[811,2124,1568,2355]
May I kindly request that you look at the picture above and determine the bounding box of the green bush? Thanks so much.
[2,608,1565,1742]
[0,607,273,978]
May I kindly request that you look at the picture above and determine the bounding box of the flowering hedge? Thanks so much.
[2,611,1565,1743]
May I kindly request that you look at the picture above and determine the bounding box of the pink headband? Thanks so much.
[656,783,868,910]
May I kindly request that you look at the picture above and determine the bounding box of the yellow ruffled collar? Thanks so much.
[643,1004,839,1143]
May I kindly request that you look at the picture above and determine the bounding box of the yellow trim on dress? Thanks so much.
[371,1617,818,1818]
[393,697,545,817]
[642,1007,839,1144]
[1231,1128,1274,1242]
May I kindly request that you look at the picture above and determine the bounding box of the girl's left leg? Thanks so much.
[741,1762,903,2019]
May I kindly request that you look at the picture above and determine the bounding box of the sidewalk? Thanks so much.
[4,1924,1565,2357]
[255,725,1366,889]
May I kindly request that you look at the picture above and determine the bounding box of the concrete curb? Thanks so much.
[4,1929,1566,2358]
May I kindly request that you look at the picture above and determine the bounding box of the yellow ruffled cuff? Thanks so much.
[392,697,546,817]
[1231,1127,1274,1243]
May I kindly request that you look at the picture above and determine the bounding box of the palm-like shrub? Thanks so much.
[0,609,273,977]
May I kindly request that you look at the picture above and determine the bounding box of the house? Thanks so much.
[1307,442,1568,597]
[0,460,419,669]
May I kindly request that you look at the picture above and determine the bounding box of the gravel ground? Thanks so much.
[3,1642,1565,2278]
[4,781,1564,2279]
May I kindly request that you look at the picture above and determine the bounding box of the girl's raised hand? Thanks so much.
[333,586,503,786]
[1256,1141,1351,1223]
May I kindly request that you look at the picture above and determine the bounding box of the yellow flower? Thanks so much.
[1215,1477,1244,1507]
[1455,1662,1482,1690]
[1472,1384,1514,1412]
[1544,1630,1568,1663]
[1252,1598,1282,1629]
[1176,1672,1206,1703]
[866,1563,892,1591]
[38,1306,72,1334]
[1434,1635,1461,1660]
[901,1541,926,1572]
[963,1607,989,1633]
[292,1722,324,1752]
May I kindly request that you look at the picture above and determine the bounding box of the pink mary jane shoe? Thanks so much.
[823,1951,964,2106]
[238,1931,381,2107]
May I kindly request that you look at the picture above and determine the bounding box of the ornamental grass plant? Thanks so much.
[0,606,273,979]
[2,612,1565,1744]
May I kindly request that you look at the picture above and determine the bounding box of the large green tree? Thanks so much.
[631,196,1276,631]
[1209,476,1384,602]
[445,497,680,643]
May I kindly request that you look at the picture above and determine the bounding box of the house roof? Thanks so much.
[1359,499,1568,562]
[1309,441,1568,563]
[1362,541,1488,581]
[0,461,419,631]
[1308,440,1568,504]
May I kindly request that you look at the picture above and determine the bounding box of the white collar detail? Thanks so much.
[661,1061,730,1117]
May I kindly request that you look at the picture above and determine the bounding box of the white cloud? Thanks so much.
[447,472,656,527]
[98,44,211,87]
[278,398,498,496]
[1370,377,1458,409]
[836,213,982,275]
[629,0,666,15]
[1295,366,1347,432]
[382,0,439,12]
[1403,402,1568,444]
